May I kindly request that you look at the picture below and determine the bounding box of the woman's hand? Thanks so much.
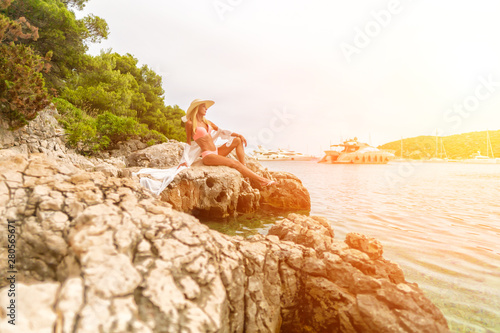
[232,132,247,147]
[239,134,247,147]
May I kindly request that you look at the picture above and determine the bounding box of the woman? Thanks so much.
[180,99,275,187]
[133,99,275,195]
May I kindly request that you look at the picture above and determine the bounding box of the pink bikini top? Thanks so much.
[193,123,213,141]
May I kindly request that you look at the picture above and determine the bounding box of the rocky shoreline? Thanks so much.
[0,108,450,332]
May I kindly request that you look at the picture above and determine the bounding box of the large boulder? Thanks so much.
[160,164,261,218]
[125,141,184,168]
[0,153,449,333]
[129,145,312,218]
[157,164,310,219]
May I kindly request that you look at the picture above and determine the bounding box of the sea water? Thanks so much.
[204,161,500,333]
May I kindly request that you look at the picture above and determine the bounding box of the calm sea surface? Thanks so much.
[204,161,500,333]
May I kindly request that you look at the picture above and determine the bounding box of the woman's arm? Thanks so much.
[209,120,247,146]
[208,120,219,131]
[231,132,247,146]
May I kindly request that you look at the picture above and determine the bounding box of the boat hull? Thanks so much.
[318,152,394,164]
[462,159,498,164]
[255,156,291,161]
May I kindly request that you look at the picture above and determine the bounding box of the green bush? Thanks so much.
[0,42,51,129]
[0,2,51,129]
[96,111,138,143]
[55,99,167,153]
[66,117,97,150]
[53,97,85,127]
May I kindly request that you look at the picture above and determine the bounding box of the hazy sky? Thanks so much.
[79,0,500,155]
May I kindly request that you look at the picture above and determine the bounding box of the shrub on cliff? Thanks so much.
[95,111,167,148]
[0,0,51,129]
[61,51,186,142]
[55,98,167,154]
[2,0,109,90]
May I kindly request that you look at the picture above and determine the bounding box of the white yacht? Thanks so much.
[318,138,395,164]
[463,131,498,164]
[252,146,315,161]
[252,146,290,161]
[277,148,316,161]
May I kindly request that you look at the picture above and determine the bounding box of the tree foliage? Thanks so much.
[62,0,89,11]
[62,51,186,142]
[2,0,108,89]
[379,130,500,159]
[55,98,167,153]
[1,0,186,149]
[0,0,51,129]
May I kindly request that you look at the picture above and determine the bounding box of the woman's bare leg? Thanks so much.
[202,153,273,185]
[217,137,246,165]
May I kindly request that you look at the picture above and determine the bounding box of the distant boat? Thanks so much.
[318,138,395,164]
[252,146,290,161]
[252,146,315,161]
[463,131,498,164]
[391,137,412,162]
[276,148,316,161]
[424,130,448,163]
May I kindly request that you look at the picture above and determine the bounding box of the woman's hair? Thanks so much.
[189,105,208,136]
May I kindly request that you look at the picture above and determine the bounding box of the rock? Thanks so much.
[157,164,309,219]
[1,108,450,332]
[94,162,120,177]
[0,105,68,159]
[126,141,184,168]
[126,144,310,218]
[260,171,311,212]
[0,283,60,333]
[0,153,450,332]
[160,165,254,218]
[268,213,450,332]
[345,232,384,260]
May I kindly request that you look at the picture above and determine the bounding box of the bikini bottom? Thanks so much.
[201,148,218,159]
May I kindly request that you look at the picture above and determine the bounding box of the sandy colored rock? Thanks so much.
[0,108,449,332]
[345,232,384,260]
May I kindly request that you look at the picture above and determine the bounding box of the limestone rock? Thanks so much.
[126,141,184,168]
[0,283,60,333]
[345,232,384,260]
[260,171,311,212]
[0,153,449,332]
[160,165,255,218]
[157,164,309,219]
[268,214,450,332]
[0,106,450,332]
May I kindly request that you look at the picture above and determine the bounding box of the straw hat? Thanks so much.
[182,99,215,122]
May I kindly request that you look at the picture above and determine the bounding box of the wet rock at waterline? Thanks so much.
[159,164,310,219]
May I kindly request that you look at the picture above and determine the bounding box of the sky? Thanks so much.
[78,0,500,156]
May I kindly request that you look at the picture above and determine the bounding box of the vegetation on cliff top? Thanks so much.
[379,130,500,159]
[1,0,186,152]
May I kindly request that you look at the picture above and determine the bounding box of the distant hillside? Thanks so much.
[378,130,500,160]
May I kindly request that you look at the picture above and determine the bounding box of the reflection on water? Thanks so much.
[202,161,500,333]
[202,212,284,238]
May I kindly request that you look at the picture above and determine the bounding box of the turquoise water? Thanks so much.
[204,161,500,333]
